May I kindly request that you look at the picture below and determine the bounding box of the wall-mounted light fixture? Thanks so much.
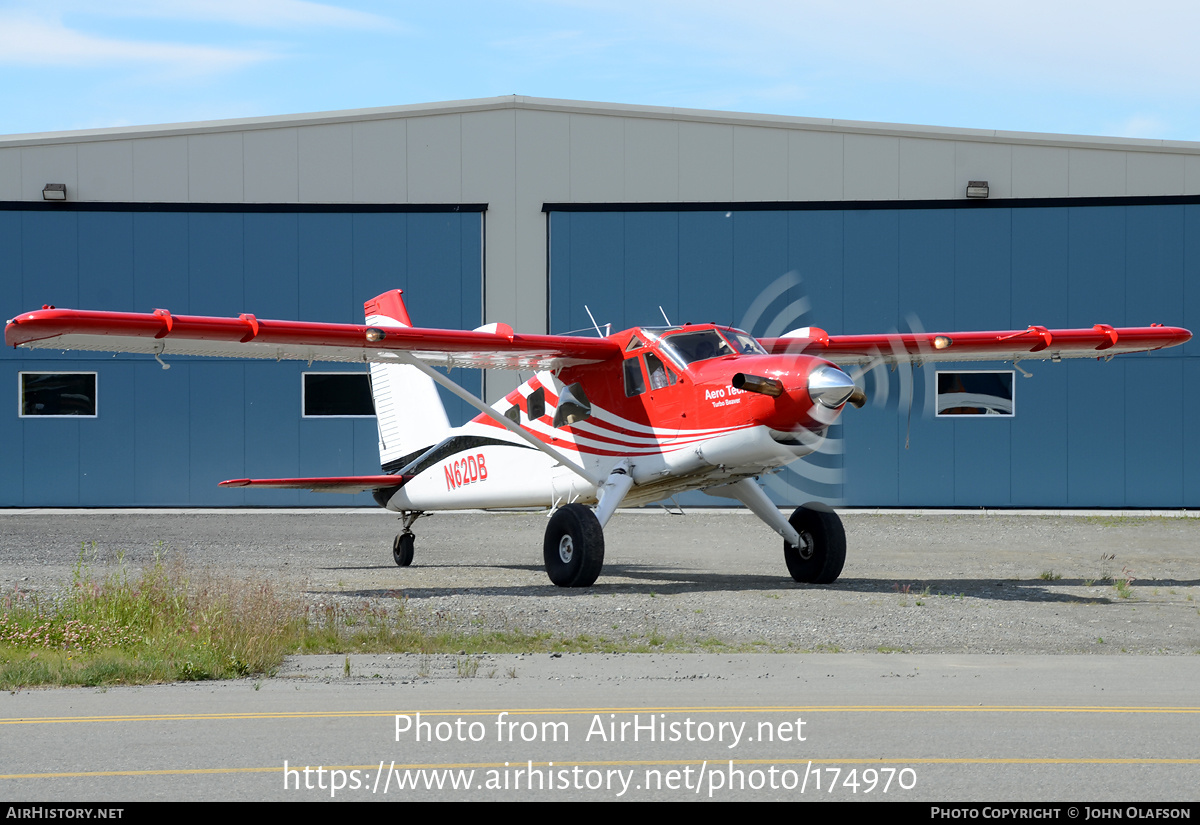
[965,180,989,199]
[42,183,67,201]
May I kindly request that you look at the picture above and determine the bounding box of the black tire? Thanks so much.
[784,503,846,584]
[543,503,605,587]
[393,532,415,567]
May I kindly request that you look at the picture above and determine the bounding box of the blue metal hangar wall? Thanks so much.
[2,97,1198,508]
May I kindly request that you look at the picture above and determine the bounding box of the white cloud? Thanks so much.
[489,29,634,69]
[1109,114,1172,139]
[0,12,273,73]
[90,0,399,30]
[538,0,1200,97]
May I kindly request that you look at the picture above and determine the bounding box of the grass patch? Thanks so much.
[2,548,760,688]
[1,548,301,689]
[1112,565,1136,600]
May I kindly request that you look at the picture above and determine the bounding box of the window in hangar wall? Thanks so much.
[545,202,1197,509]
[0,205,483,507]
[303,372,375,417]
[19,372,97,417]
[936,371,1014,417]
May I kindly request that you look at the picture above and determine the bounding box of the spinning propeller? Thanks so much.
[739,272,941,504]
[739,271,847,504]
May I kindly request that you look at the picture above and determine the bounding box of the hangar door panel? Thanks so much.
[546,206,1194,508]
[0,208,482,507]
[549,210,844,507]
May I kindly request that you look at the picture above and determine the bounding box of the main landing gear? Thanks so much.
[389,472,846,587]
[783,503,846,584]
[541,460,633,588]
[543,504,604,587]
[705,477,846,585]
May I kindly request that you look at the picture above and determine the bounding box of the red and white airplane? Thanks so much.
[6,291,1191,587]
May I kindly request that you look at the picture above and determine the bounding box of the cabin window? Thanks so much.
[505,405,521,424]
[936,371,1014,417]
[302,372,375,417]
[527,387,546,420]
[19,372,97,417]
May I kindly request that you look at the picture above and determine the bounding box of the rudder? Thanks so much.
[365,290,452,472]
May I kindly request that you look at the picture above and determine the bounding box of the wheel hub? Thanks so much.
[796,532,814,560]
[558,535,574,563]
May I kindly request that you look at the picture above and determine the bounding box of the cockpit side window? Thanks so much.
[623,357,647,397]
[644,352,676,389]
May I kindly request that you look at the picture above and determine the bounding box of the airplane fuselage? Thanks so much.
[381,324,847,513]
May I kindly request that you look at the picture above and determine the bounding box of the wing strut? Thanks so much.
[388,352,604,488]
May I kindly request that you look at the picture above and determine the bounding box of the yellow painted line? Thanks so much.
[3,705,1199,725]
[4,767,277,779]
[5,757,1200,780]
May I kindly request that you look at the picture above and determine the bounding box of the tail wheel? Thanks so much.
[543,503,605,587]
[392,532,415,567]
[784,503,845,584]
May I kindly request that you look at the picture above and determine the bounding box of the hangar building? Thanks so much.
[2,96,1197,508]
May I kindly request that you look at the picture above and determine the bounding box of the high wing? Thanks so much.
[760,324,1191,365]
[5,306,621,371]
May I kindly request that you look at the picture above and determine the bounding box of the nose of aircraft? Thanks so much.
[726,356,863,434]
[807,364,858,409]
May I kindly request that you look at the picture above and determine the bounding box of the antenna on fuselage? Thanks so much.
[659,306,672,326]
[583,305,607,338]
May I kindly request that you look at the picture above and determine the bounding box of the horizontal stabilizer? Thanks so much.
[219,475,407,494]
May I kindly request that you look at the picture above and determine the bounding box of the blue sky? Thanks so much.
[2,0,1198,141]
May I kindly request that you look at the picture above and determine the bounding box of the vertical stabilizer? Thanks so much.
[365,290,452,472]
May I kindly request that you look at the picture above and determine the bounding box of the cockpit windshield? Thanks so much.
[655,328,766,366]
[662,330,732,364]
[723,329,767,356]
